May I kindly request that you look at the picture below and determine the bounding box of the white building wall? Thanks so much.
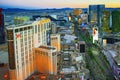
[13,26,34,80]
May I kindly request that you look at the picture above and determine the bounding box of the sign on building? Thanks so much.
[93,27,98,43]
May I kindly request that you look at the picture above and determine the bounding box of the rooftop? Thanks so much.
[76,56,83,62]
[79,41,85,44]
[61,66,77,74]
[6,18,50,29]
[6,21,33,29]
[50,34,60,37]
[39,45,56,50]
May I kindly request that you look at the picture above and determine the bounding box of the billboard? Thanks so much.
[93,27,98,43]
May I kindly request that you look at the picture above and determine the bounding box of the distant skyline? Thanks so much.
[0,0,120,9]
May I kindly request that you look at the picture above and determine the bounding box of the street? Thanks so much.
[74,24,115,80]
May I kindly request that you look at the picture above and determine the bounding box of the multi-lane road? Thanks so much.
[74,24,115,80]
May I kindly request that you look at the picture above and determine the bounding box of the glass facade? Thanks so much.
[89,5,105,26]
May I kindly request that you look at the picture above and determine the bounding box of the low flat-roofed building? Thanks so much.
[60,66,77,74]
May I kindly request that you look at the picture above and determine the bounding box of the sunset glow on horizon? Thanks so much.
[0,0,120,9]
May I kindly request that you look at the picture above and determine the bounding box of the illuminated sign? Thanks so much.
[68,16,71,21]
[93,28,97,36]
[93,27,98,43]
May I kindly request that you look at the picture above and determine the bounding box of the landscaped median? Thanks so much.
[90,48,104,72]
[79,29,114,79]
[87,47,106,79]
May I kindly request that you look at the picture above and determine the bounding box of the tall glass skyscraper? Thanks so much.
[88,5,105,27]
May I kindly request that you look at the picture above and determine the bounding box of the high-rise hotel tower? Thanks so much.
[6,18,51,80]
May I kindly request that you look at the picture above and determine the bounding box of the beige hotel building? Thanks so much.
[50,34,61,52]
[6,18,57,80]
[34,45,57,75]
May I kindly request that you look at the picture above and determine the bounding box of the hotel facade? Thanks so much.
[6,18,52,80]
[34,45,57,75]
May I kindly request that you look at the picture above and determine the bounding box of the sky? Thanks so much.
[0,0,120,9]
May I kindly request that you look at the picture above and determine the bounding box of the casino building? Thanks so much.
[6,18,57,80]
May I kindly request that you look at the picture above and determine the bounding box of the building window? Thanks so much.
[16,49,18,54]
[35,25,37,33]
[28,26,31,30]
[32,28,34,34]
[24,27,27,31]
[22,62,24,66]
[45,24,46,29]
[15,29,19,32]
[28,30,31,35]
[41,24,43,31]
[21,47,24,52]
[20,28,23,32]
[25,41,27,45]
[38,27,40,32]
